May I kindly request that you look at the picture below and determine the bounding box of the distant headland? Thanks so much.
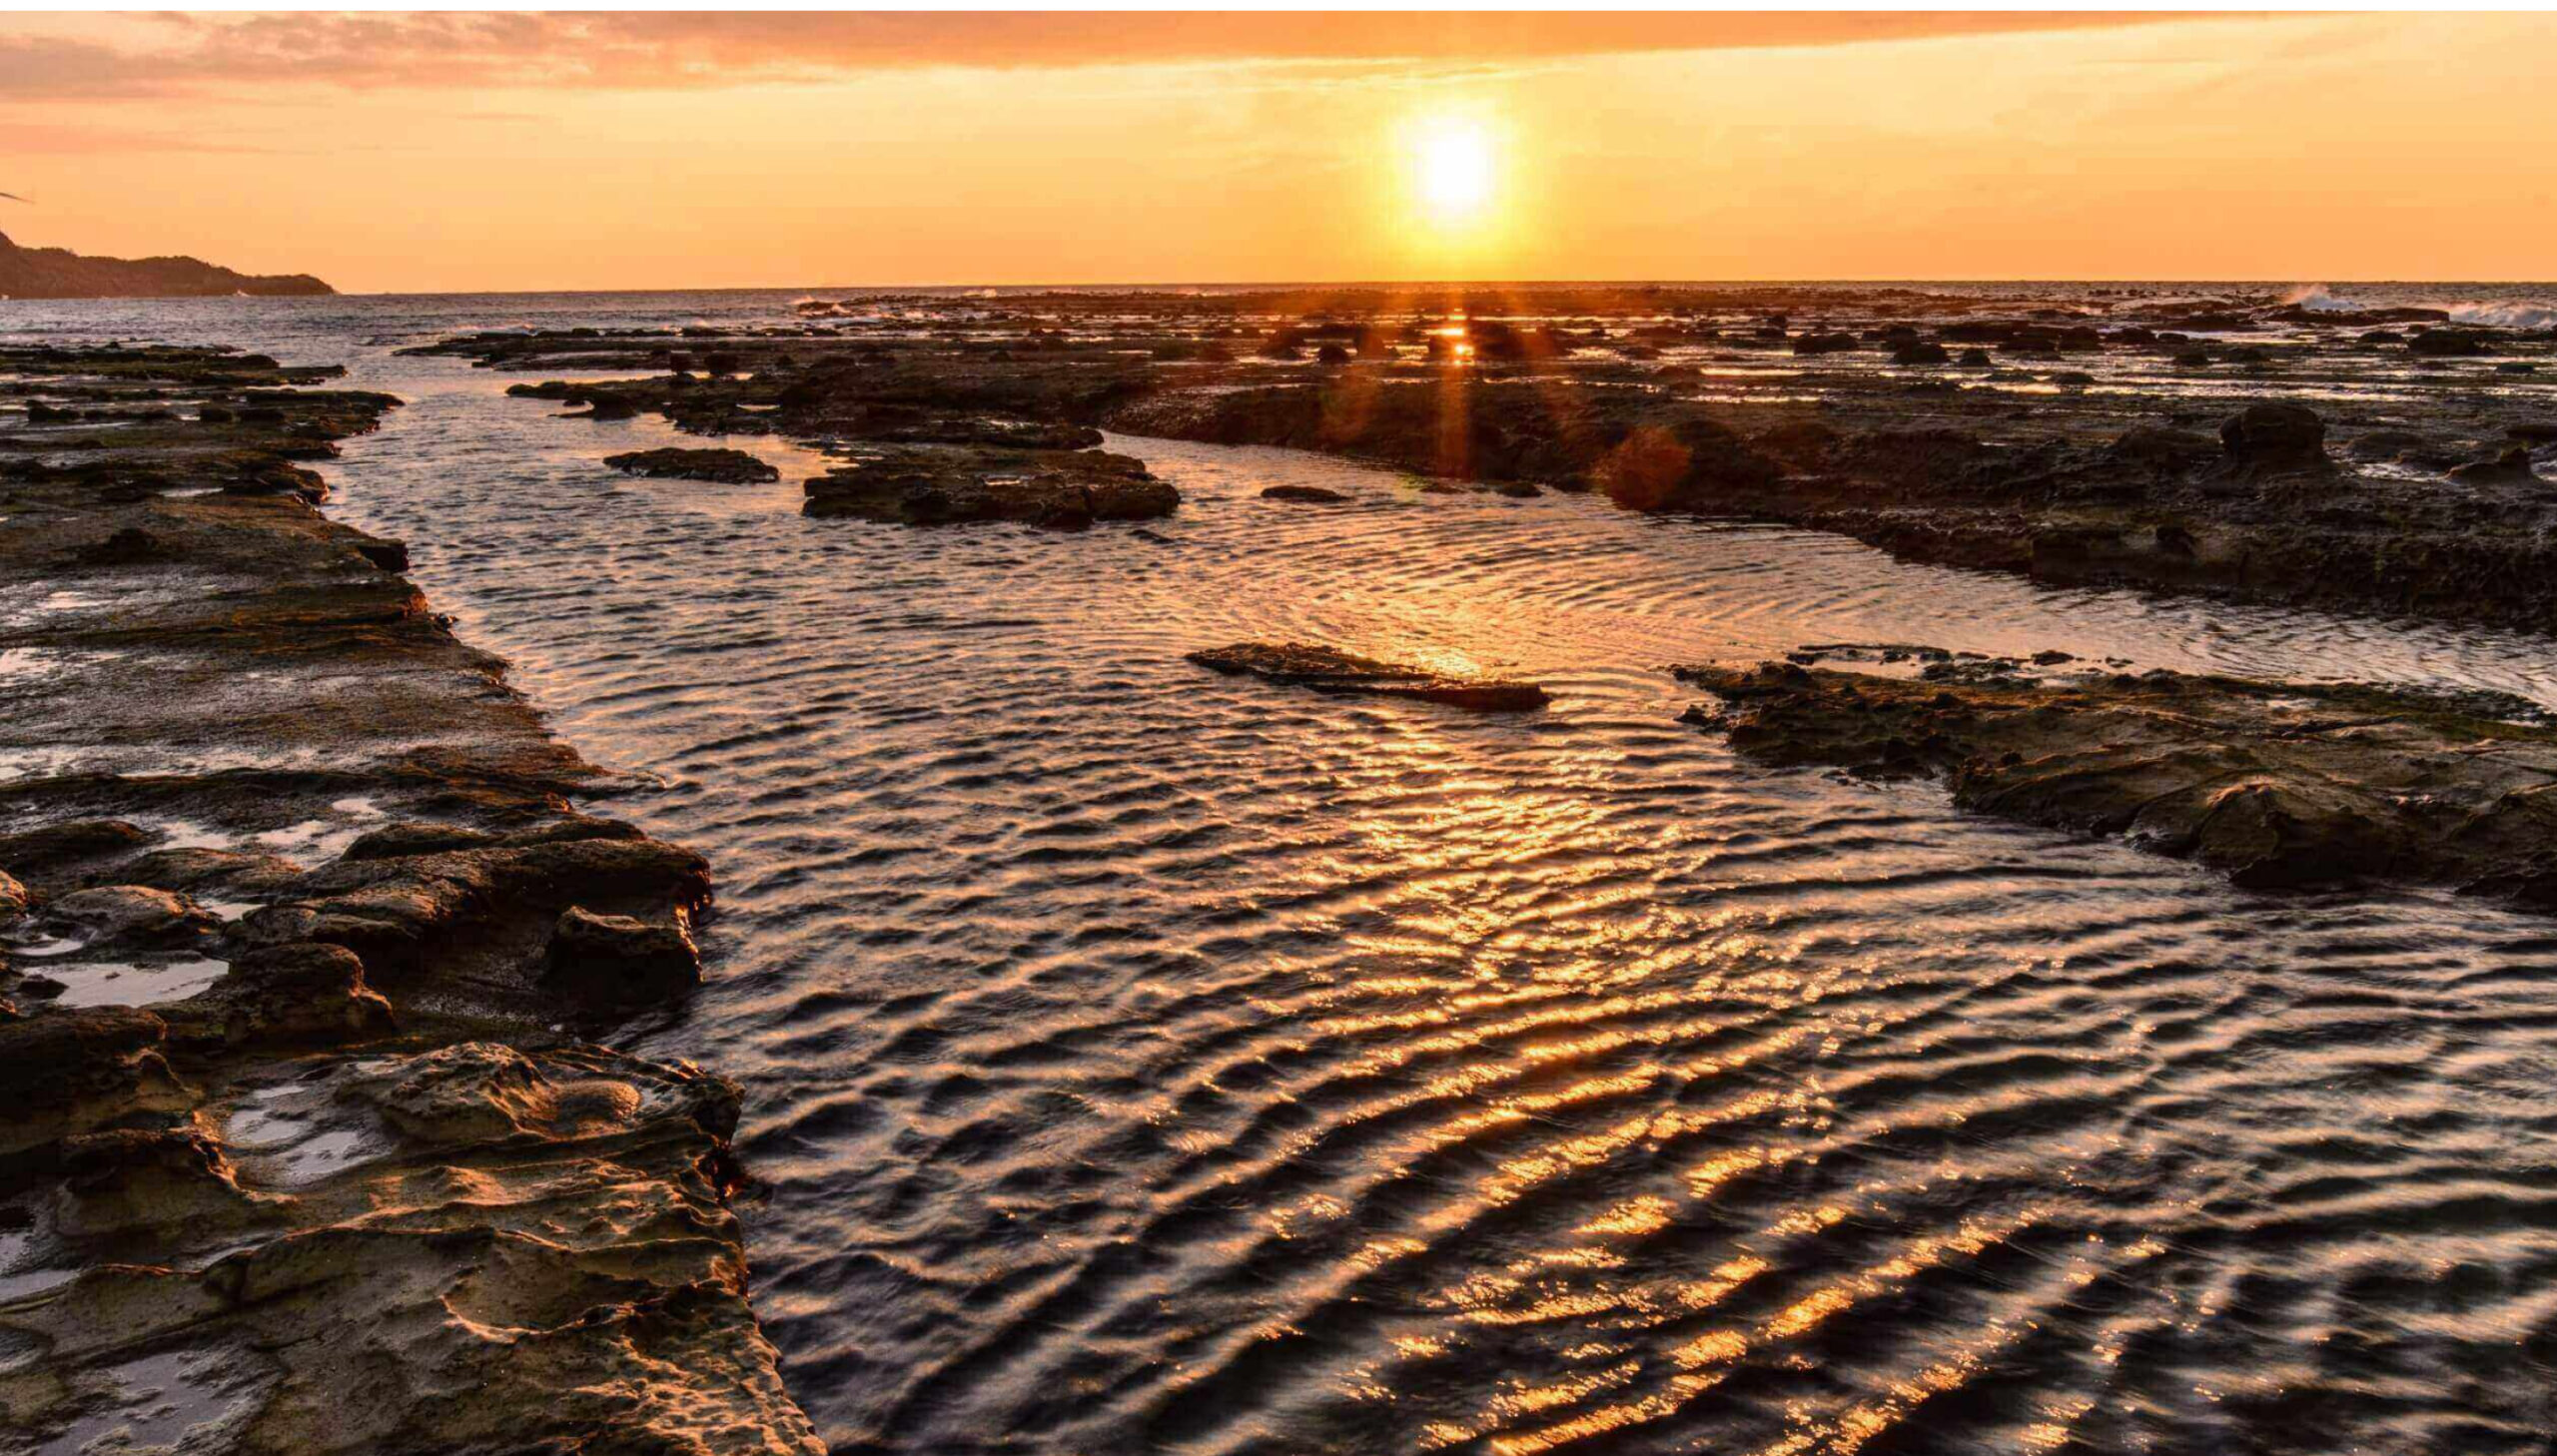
[0,231,332,299]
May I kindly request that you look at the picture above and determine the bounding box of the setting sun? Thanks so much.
[1412,115,1496,220]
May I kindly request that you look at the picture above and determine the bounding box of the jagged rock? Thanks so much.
[0,869,25,920]
[1190,642,1550,713]
[544,905,702,1005]
[602,447,781,484]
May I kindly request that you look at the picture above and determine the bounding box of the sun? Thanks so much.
[1413,115,1496,220]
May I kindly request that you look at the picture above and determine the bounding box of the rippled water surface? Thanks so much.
[14,291,2557,1454]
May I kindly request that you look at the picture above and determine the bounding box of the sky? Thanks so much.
[5,11,2555,293]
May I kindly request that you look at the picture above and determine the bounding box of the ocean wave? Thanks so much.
[2448,301,2557,330]
[2282,282,2553,329]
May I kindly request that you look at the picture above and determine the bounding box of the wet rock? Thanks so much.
[1680,661,2557,906]
[1190,642,1549,713]
[0,1007,185,1155]
[803,444,1177,529]
[2407,329,2493,357]
[2108,424,2218,468]
[117,847,305,897]
[166,941,395,1049]
[0,869,25,920]
[2447,446,2545,487]
[544,905,702,1005]
[338,821,500,860]
[2217,402,2330,473]
[0,820,154,880]
[0,1043,821,1455]
[243,833,712,979]
[602,447,781,484]
[40,885,219,951]
[54,1125,277,1237]
[1891,341,1952,364]
[71,526,178,566]
[1262,483,1350,503]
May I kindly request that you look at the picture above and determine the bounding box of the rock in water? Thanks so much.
[803,444,1178,529]
[1262,483,1350,503]
[1189,642,1550,712]
[545,904,703,1004]
[1679,660,2557,907]
[603,447,781,483]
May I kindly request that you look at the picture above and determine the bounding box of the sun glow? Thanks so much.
[1412,115,1496,220]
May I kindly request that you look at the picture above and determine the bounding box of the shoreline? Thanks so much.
[0,344,820,1452]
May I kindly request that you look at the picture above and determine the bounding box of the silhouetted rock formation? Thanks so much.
[0,232,332,299]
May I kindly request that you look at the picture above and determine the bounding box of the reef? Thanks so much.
[1189,642,1550,713]
[0,232,332,299]
[603,446,782,483]
[404,283,2557,631]
[1677,656,2557,907]
[0,345,820,1453]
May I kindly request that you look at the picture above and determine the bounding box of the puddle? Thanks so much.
[44,957,228,1009]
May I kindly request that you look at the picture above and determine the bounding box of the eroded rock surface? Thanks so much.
[0,344,817,1454]
[1679,658,2557,905]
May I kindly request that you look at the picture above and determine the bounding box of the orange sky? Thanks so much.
[5,11,2554,293]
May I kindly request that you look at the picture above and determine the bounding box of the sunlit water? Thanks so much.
[11,291,2557,1454]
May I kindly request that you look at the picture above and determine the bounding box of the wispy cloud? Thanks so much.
[0,12,2253,99]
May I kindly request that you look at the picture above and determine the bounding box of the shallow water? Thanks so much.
[13,289,2557,1454]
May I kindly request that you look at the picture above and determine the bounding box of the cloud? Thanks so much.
[0,12,2255,98]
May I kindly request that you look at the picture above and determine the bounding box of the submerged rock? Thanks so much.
[1680,660,2557,906]
[602,446,781,483]
[1262,483,1350,503]
[1189,642,1550,713]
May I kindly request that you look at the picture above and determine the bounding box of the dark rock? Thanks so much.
[602,447,780,484]
[2217,403,2329,473]
[2408,330,2493,357]
[1263,484,1350,503]
[544,905,702,1005]
[1189,642,1549,713]
[166,941,395,1048]
[2447,446,2545,487]
[803,445,1177,529]
[40,885,219,951]
[1891,342,1951,365]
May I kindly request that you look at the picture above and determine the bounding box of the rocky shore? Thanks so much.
[1679,654,2557,907]
[407,284,2556,630]
[0,346,819,1452]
